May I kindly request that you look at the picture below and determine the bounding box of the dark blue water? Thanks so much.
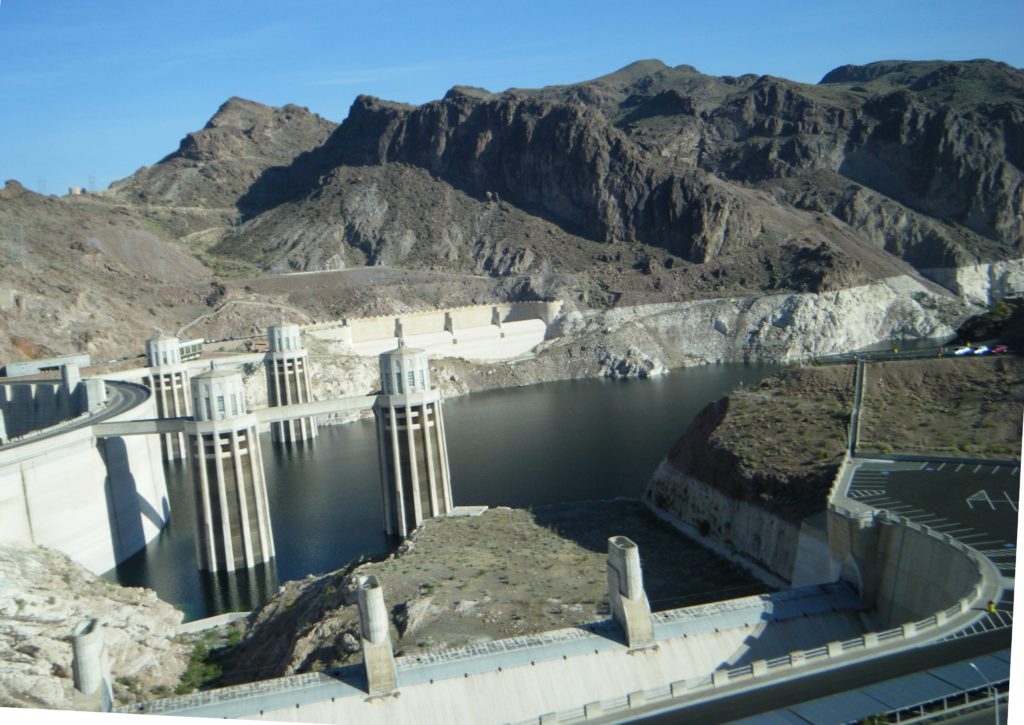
[105,364,776,620]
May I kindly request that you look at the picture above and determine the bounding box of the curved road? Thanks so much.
[0,380,150,451]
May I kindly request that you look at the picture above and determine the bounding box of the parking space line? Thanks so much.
[936,462,946,471]
[1004,491,1018,512]
[967,539,1001,547]
[931,524,961,531]
[1013,467,1020,475]
[944,528,975,535]
[991,466,999,475]
[973,464,982,473]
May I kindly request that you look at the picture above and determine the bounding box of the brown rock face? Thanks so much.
[199,58,1021,284]
[110,97,336,211]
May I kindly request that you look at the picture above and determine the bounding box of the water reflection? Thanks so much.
[199,561,279,615]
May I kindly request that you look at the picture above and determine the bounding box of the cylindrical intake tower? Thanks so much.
[185,367,275,572]
[373,343,453,537]
[265,323,317,443]
[143,334,192,459]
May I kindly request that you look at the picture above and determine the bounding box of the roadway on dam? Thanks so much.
[0,380,149,451]
[630,631,1012,724]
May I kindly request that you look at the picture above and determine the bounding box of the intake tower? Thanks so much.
[373,343,453,537]
[143,334,192,459]
[185,367,275,572]
[265,323,317,443]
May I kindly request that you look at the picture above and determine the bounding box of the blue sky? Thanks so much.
[2,0,1022,195]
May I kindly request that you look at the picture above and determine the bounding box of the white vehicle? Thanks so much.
[953,346,973,355]
[974,345,991,355]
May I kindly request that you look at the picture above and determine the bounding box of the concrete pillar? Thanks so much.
[827,641,843,657]
[0,406,7,444]
[185,368,275,572]
[751,660,767,676]
[265,323,317,443]
[373,344,453,537]
[902,622,917,638]
[606,536,654,648]
[712,670,729,687]
[357,576,397,695]
[863,632,879,649]
[71,619,111,711]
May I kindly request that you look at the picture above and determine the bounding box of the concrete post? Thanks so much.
[607,536,654,648]
[71,619,111,711]
[901,622,917,638]
[863,632,879,649]
[827,641,843,657]
[82,379,107,413]
[60,363,81,414]
[751,660,768,676]
[357,576,397,695]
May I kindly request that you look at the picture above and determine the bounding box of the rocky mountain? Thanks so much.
[2,59,1022,363]
[202,59,1021,297]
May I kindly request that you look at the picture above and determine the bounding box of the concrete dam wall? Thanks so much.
[0,383,169,574]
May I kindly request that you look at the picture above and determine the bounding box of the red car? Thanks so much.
[992,344,1009,353]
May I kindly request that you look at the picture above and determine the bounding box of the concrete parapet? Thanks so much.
[72,619,111,712]
[539,714,558,724]
[584,701,602,718]
[606,536,654,648]
[670,681,687,697]
[789,650,805,666]
[357,576,397,695]
[827,641,843,657]
[711,670,729,687]
[901,622,917,638]
[627,691,646,708]
[751,660,767,676]
[863,632,879,649]
[935,610,947,626]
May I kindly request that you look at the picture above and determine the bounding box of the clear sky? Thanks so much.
[2,0,1022,195]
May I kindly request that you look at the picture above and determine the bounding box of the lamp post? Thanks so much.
[968,662,999,725]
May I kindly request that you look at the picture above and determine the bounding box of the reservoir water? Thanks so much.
[106,364,776,620]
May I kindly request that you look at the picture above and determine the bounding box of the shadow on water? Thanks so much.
[105,364,776,621]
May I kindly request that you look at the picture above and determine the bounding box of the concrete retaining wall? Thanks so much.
[644,461,803,582]
[0,389,169,574]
